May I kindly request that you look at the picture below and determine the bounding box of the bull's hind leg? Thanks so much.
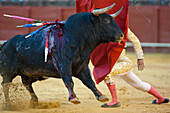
[1,74,16,110]
[21,75,38,107]
[78,68,109,102]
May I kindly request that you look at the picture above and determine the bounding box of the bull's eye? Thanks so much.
[104,18,111,23]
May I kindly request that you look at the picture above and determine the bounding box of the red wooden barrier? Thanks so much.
[61,7,76,21]
[30,6,63,32]
[129,6,170,44]
[0,6,170,52]
[129,6,159,43]
[159,6,170,43]
[0,6,30,40]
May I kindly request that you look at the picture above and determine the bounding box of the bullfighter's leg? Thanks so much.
[21,75,38,107]
[1,74,16,110]
[78,68,109,102]
[120,71,169,104]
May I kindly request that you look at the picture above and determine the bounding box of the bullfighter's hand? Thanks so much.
[137,59,145,71]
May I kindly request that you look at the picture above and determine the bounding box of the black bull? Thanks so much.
[0,12,123,108]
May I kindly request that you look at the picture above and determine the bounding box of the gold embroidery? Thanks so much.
[128,28,144,59]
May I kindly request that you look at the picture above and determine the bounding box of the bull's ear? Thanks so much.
[90,14,97,24]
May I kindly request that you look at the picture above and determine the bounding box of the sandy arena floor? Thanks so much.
[0,53,170,113]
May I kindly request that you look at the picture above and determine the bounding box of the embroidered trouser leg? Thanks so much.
[104,55,133,84]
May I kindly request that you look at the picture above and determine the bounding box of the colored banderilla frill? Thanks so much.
[3,14,44,23]
[4,14,65,62]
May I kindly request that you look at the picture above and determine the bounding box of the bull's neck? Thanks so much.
[87,40,100,51]
[86,28,103,53]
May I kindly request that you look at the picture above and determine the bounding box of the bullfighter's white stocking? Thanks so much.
[120,71,166,104]
[120,71,151,92]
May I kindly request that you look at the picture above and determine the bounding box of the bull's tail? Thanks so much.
[0,41,7,51]
[0,58,2,75]
[0,41,7,75]
[0,53,2,75]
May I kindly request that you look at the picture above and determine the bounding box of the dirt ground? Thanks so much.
[0,53,170,113]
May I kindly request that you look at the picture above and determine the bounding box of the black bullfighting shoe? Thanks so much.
[101,102,121,108]
[152,98,169,104]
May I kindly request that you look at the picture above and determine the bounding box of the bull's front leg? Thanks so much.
[52,54,80,104]
[62,77,80,104]
[78,67,109,102]
[1,74,16,110]
[60,64,80,104]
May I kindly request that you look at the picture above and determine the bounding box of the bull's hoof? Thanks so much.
[97,96,109,102]
[30,100,38,108]
[69,98,81,104]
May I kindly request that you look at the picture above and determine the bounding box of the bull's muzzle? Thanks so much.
[116,33,124,43]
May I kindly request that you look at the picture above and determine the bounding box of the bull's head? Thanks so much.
[91,3,124,43]
[64,3,124,51]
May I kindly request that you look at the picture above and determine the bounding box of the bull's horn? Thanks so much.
[111,7,123,18]
[92,3,115,16]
